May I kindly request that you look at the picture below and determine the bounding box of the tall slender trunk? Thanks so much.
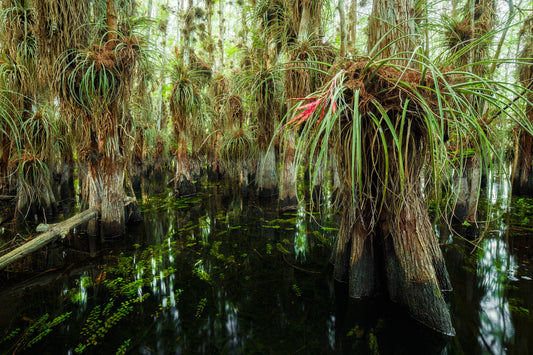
[218,0,225,69]
[338,0,347,57]
[347,0,357,52]
[206,0,215,64]
[106,0,118,41]
[512,16,533,194]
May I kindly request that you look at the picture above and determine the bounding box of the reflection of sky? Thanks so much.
[224,299,240,349]
[477,172,516,353]
[294,202,308,260]
[477,237,515,353]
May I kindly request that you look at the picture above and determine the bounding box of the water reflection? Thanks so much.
[1,179,532,354]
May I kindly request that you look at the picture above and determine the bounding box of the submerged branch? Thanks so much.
[0,206,100,271]
[0,197,136,271]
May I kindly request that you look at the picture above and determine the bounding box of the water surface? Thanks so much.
[0,179,531,354]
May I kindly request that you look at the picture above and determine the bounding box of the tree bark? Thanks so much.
[367,0,416,60]
[380,187,454,334]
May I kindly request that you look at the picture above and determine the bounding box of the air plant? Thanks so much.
[220,126,258,169]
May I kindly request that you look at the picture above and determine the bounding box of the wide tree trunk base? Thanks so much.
[175,178,196,196]
[383,234,455,336]
[279,196,297,212]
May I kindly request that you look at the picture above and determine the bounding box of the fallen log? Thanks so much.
[0,206,100,271]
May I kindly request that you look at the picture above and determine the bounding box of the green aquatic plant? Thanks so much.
[74,294,150,353]
[195,297,208,318]
[1,312,72,352]
[115,338,131,355]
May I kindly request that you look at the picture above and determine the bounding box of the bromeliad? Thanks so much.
[281,72,342,130]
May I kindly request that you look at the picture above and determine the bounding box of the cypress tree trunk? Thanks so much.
[0,136,11,194]
[330,0,454,335]
[100,128,126,238]
[86,159,102,237]
[513,17,533,194]
[257,149,278,197]
[279,130,297,209]
[175,132,195,196]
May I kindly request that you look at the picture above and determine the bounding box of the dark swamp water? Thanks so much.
[0,173,532,354]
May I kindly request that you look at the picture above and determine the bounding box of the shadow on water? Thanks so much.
[0,173,531,354]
